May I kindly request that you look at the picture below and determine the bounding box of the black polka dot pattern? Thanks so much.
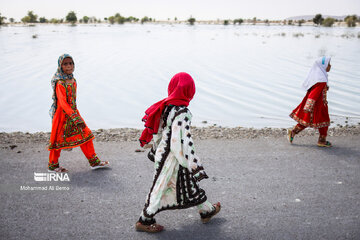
[187,133,191,138]
[188,142,193,146]
[184,117,189,122]
[185,125,190,130]
[185,154,188,159]
[178,121,182,126]
[191,150,194,155]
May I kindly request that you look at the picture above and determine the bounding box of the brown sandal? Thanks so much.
[317,141,332,147]
[90,161,110,170]
[200,202,221,223]
[48,167,68,173]
[135,221,164,233]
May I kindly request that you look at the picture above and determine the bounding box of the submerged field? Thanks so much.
[0,24,359,132]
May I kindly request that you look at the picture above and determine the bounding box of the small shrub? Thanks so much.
[39,17,47,23]
[187,17,196,25]
[233,18,243,25]
[345,15,357,27]
[322,17,335,27]
[293,33,304,37]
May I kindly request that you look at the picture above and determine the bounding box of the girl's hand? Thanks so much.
[143,143,153,149]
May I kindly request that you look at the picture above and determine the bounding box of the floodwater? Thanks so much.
[0,23,359,132]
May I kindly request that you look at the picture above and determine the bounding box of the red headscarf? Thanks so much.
[139,72,196,147]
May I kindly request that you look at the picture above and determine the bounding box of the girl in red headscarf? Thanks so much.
[135,72,221,233]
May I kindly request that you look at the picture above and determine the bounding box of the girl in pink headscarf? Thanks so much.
[135,72,221,233]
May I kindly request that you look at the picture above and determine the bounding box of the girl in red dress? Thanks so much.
[288,56,332,147]
[48,54,109,172]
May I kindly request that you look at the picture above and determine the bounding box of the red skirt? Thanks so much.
[290,82,330,129]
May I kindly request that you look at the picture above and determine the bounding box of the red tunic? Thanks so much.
[290,82,330,129]
[48,80,94,150]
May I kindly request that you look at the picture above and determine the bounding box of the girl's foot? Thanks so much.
[287,129,294,144]
[48,167,68,173]
[317,141,332,147]
[90,161,110,170]
[135,222,164,233]
[318,135,332,147]
[200,202,221,223]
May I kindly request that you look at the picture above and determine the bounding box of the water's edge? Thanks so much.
[1,125,359,145]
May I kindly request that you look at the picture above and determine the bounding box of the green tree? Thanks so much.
[322,17,335,27]
[9,17,14,23]
[82,16,89,23]
[345,15,357,27]
[108,16,115,24]
[0,12,6,25]
[126,16,138,22]
[313,14,324,26]
[224,20,229,25]
[141,16,150,24]
[288,19,293,25]
[113,13,125,24]
[39,17,47,23]
[233,18,243,25]
[50,18,60,24]
[174,17,177,21]
[21,11,38,23]
[265,19,269,25]
[187,17,196,25]
[66,11,77,24]
[298,19,305,26]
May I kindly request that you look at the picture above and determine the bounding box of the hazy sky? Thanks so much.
[1,0,359,21]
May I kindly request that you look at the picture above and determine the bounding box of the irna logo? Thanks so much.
[34,172,70,182]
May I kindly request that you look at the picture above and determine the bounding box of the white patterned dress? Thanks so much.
[140,105,213,223]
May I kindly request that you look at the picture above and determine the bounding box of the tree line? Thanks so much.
[313,14,359,27]
[0,11,155,25]
[0,11,359,27]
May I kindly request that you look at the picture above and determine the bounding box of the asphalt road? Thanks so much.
[0,135,359,240]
